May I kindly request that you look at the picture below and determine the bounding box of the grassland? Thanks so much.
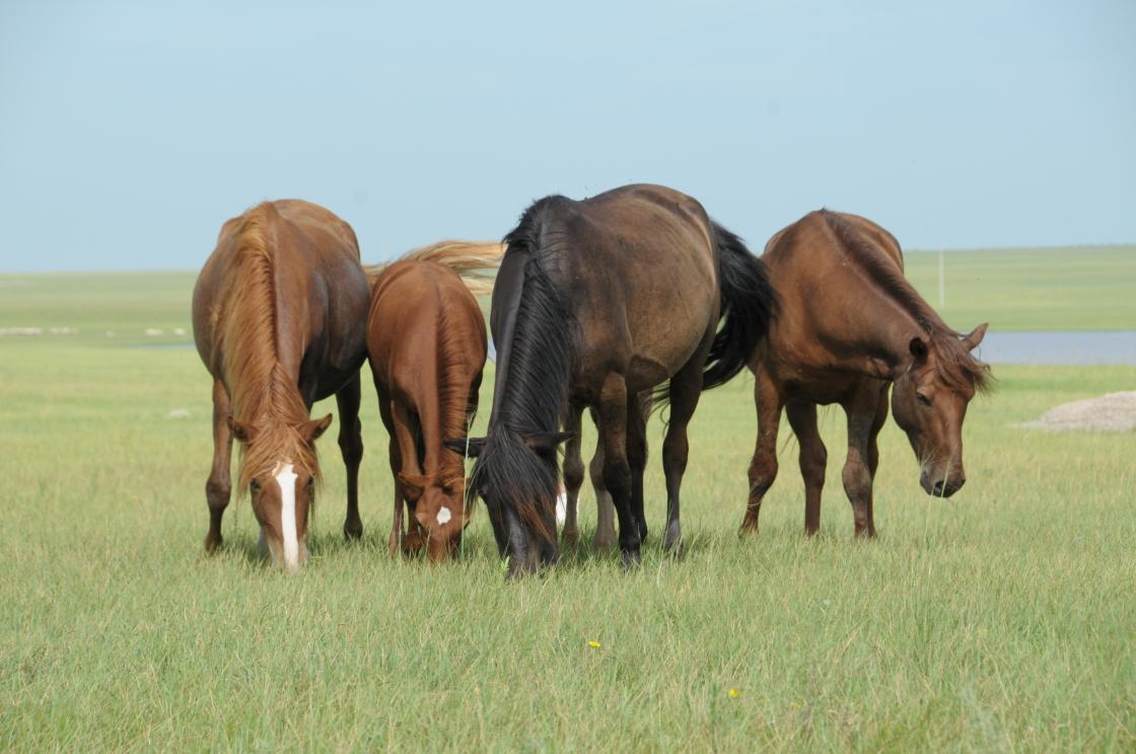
[904,245,1136,332]
[1,255,1134,752]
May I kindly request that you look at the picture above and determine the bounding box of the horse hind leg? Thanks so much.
[742,366,782,535]
[786,401,827,535]
[589,435,617,550]
[336,374,365,540]
[204,379,233,552]
[661,354,705,554]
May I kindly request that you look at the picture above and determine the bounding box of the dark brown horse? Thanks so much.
[448,184,776,577]
[192,200,371,570]
[743,210,990,538]
[365,241,503,562]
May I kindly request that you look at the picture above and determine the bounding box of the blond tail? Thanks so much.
[364,240,506,295]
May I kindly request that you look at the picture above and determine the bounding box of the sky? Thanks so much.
[0,0,1133,272]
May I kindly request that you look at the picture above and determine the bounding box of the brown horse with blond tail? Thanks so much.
[192,199,371,571]
[365,241,504,561]
[743,210,990,538]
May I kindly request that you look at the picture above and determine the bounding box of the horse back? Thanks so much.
[367,261,487,405]
[757,210,905,392]
[193,200,370,398]
[539,185,721,393]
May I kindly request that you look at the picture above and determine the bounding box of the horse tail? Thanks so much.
[364,240,506,295]
[701,221,778,391]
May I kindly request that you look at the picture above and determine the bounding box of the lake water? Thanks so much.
[975,331,1136,366]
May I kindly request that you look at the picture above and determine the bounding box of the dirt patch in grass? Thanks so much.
[1020,391,1136,432]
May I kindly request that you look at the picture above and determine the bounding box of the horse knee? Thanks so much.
[662,432,688,474]
[800,444,827,488]
[842,458,871,501]
[338,421,363,465]
[563,453,584,494]
[603,459,632,503]
[205,478,230,511]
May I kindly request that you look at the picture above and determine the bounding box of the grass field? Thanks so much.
[1,256,1134,752]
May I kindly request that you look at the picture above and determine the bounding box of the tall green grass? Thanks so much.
[1,329,1133,750]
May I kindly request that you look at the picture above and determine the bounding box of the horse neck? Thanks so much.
[824,276,929,378]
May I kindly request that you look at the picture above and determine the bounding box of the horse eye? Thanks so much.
[306,478,315,493]
[250,480,262,494]
[916,391,932,407]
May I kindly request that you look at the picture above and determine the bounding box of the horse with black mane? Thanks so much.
[448,184,777,577]
[365,241,503,562]
[743,210,990,537]
[192,199,371,570]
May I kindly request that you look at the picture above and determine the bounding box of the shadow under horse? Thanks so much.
[743,210,991,537]
[448,183,777,578]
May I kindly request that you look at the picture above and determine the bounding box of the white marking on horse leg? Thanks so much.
[275,462,300,570]
[436,506,452,525]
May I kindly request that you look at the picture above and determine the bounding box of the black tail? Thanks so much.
[701,221,778,391]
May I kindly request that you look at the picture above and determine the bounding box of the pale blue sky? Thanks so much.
[0,0,1133,272]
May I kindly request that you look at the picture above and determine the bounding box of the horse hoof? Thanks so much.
[203,535,222,553]
[561,528,579,548]
[663,525,683,556]
[620,549,641,570]
[343,521,363,540]
[593,532,616,550]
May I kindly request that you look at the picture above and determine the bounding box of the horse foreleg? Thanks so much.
[390,400,426,555]
[786,401,827,536]
[588,423,616,550]
[560,403,585,548]
[377,398,405,557]
[596,375,638,567]
[336,374,364,540]
[742,366,782,534]
[864,384,889,536]
[204,379,233,553]
[842,387,883,538]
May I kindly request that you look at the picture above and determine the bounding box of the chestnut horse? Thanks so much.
[743,210,990,538]
[365,241,503,562]
[448,184,776,577]
[192,200,371,570]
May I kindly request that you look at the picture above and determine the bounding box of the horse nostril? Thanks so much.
[932,480,946,496]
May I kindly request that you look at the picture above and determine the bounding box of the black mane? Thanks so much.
[470,197,577,548]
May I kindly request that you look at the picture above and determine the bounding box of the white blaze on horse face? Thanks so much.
[436,506,452,526]
[274,462,300,570]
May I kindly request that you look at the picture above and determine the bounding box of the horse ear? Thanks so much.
[909,337,929,364]
[961,322,988,351]
[523,431,575,453]
[227,416,253,443]
[445,437,486,458]
[303,414,333,442]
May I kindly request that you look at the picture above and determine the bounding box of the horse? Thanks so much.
[364,241,504,562]
[192,199,371,571]
[742,209,990,538]
[447,184,777,577]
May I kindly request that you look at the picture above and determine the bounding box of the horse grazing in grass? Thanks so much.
[365,241,504,562]
[448,184,777,577]
[743,210,990,538]
[192,200,371,570]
